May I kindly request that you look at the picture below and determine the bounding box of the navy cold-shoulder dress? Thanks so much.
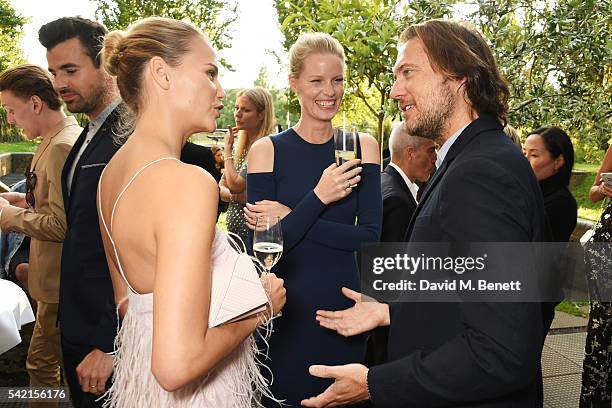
[247,128,382,406]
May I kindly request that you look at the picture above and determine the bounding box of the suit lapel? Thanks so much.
[62,125,89,212]
[404,160,449,240]
[385,165,415,206]
[69,106,120,200]
[78,109,116,165]
[30,136,51,171]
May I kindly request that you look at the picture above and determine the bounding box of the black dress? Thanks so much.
[539,173,577,242]
[580,200,612,407]
[539,174,578,348]
[247,128,382,406]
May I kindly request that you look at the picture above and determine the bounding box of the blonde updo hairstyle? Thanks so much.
[102,17,205,116]
[288,32,346,79]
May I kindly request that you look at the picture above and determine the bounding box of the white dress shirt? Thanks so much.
[66,99,121,195]
[435,124,469,169]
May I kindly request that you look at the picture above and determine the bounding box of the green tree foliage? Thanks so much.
[0,0,27,142]
[274,0,452,145]
[471,0,612,163]
[94,0,238,68]
[217,88,239,129]
[275,0,611,162]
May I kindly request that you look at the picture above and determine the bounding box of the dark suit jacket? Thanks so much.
[380,165,417,243]
[59,107,122,353]
[180,142,225,215]
[366,165,418,367]
[180,141,221,183]
[368,116,551,407]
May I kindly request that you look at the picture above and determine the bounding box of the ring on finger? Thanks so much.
[90,385,97,388]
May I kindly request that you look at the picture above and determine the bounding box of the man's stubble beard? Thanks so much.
[67,81,111,118]
[404,82,456,144]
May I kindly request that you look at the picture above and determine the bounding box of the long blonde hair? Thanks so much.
[234,86,275,161]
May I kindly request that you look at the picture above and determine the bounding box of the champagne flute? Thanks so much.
[334,126,358,187]
[253,215,283,274]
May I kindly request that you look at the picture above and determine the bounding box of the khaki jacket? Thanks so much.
[0,116,81,302]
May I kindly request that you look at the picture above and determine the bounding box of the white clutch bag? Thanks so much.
[208,231,269,328]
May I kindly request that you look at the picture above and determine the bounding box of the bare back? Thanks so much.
[98,142,219,297]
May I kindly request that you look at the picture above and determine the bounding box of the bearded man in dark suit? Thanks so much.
[302,19,550,408]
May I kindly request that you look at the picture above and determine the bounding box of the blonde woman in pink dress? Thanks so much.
[96,17,286,407]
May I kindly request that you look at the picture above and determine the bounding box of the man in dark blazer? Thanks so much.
[367,123,436,366]
[181,141,221,183]
[181,141,227,217]
[302,20,551,408]
[380,123,436,243]
[40,17,121,407]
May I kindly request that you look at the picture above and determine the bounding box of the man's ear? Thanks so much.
[455,77,474,110]
[455,77,467,96]
[149,56,170,90]
[404,145,414,160]
[31,95,43,114]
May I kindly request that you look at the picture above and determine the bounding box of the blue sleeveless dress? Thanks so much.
[247,128,382,406]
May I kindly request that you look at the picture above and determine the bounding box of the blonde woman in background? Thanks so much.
[220,87,275,245]
[97,17,285,407]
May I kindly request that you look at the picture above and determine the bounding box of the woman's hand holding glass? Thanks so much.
[259,272,286,321]
[313,160,362,205]
[253,215,285,317]
[244,201,291,230]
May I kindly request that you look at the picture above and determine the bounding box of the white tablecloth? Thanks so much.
[0,279,35,354]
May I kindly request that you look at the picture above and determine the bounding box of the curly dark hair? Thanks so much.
[38,17,108,68]
[400,20,510,125]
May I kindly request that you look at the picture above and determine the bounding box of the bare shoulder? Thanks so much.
[247,136,274,173]
[600,145,612,174]
[358,133,380,164]
[159,160,218,196]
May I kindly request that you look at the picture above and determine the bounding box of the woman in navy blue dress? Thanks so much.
[246,32,381,406]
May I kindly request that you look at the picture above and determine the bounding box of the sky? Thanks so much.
[9,0,289,89]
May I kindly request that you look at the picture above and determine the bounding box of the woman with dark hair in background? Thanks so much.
[524,126,577,242]
[211,146,224,174]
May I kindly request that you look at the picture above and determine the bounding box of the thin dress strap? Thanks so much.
[98,157,180,294]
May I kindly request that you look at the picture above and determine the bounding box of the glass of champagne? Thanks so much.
[334,127,358,187]
[253,215,283,274]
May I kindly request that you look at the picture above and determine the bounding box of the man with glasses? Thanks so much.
[0,64,80,389]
